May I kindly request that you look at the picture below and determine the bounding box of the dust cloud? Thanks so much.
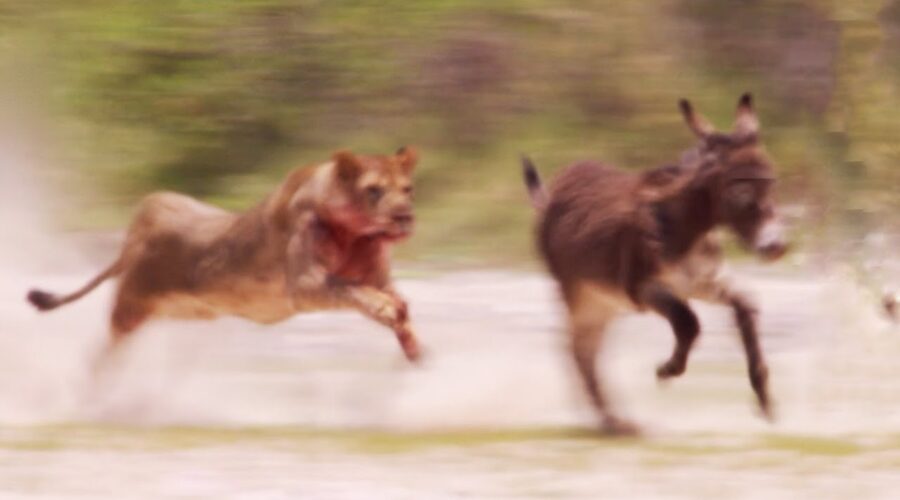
[0,117,897,436]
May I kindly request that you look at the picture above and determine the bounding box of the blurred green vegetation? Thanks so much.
[0,0,898,263]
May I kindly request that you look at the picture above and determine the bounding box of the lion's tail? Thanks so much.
[27,259,123,312]
[521,155,546,210]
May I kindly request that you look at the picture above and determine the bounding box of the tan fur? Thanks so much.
[27,147,422,368]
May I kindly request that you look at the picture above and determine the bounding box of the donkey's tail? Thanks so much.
[521,155,547,210]
[26,258,123,312]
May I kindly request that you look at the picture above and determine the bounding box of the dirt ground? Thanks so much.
[2,261,899,499]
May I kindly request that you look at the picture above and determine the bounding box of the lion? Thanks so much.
[27,147,422,369]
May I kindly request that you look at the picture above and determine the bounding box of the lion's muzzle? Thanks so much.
[388,211,415,238]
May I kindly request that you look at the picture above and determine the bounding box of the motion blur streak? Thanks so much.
[1,158,899,497]
[0,1,899,498]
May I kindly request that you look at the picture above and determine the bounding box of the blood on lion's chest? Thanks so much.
[321,235,386,284]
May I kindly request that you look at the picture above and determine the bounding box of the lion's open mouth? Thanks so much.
[387,224,413,239]
[385,212,414,238]
[368,222,413,240]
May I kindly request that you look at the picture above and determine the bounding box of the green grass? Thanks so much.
[1,0,898,265]
[761,435,863,456]
[1,423,894,459]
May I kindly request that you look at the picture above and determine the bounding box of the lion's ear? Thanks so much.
[396,146,418,173]
[332,150,363,185]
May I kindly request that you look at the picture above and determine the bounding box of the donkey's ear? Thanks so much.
[395,145,418,173]
[333,150,363,184]
[733,92,759,138]
[679,98,715,138]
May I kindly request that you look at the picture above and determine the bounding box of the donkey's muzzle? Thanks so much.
[754,218,788,262]
[757,241,788,261]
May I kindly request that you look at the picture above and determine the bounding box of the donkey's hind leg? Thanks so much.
[640,282,700,380]
[565,286,639,436]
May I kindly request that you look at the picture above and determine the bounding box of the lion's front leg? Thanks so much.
[285,228,421,363]
[381,287,419,361]
[343,285,421,363]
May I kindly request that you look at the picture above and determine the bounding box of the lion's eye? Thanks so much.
[402,185,414,196]
[365,186,384,203]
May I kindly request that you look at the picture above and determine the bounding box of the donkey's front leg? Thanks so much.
[640,282,701,380]
[727,290,771,419]
[691,278,772,420]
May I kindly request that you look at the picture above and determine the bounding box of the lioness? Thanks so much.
[27,147,422,366]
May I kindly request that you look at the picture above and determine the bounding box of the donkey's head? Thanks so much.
[679,93,788,261]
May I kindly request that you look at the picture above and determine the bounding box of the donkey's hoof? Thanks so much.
[601,416,641,437]
[757,399,776,423]
[656,360,685,380]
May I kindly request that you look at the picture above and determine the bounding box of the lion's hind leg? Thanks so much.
[91,288,155,382]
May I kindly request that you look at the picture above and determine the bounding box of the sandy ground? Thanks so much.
[1,128,899,499]
[2,261,899,499]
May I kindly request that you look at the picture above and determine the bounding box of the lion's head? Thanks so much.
[326,147,418,240]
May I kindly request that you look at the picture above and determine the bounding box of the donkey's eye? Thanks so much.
[365,186,384,203]
[729,183,756,207]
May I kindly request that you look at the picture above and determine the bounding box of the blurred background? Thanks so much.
[0,0,897,265]
[0,2,899,499]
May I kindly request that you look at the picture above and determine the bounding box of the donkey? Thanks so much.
[523,93,788,435]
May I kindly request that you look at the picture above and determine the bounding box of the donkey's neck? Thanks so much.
[652,173,719,261]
